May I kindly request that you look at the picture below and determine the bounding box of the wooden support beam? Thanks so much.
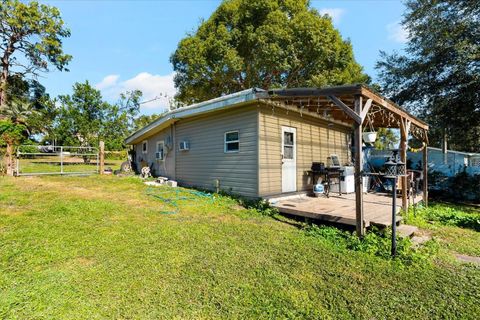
[359,98,373,123]
[423,141,428,207]
[360,87,429,130]
[327,95,362,125]
[399,118,410,213]
[354,95,365,237]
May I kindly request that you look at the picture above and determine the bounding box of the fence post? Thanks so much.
[99,141,105,175]
[5,143,14,176]
[60,146,64,174]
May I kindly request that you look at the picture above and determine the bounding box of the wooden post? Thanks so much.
[422,144,428,207]
[399,118,410,213]
[5,142,14,176]
[99,141,105,175]
[354,95,365,237]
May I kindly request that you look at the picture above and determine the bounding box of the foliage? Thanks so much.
[0,0,71,106]
[104,150,128,161]
[428,170,480,203]
[406,203,480,232]
[3,75,58,137]
[132,113,163,132]
[0,119,26,145]
[303,224,438,265]
[404,202,480,257]
[376,0,480,153]
[51,81,141,150]
[373,127,398,150]
[1,176,478,318]
[449,171,480,203]
[171,0,369,104]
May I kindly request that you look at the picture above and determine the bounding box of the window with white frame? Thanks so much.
[224,131,239,153]
[156,141,165,161]
[142,140,148,154]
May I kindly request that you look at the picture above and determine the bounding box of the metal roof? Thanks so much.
[125,84,429,144]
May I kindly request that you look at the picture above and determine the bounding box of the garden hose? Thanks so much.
[145,186,214,214]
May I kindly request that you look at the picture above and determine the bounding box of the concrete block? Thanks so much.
[167,180,177,187]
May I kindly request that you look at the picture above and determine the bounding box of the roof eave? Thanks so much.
[125,88,264,144]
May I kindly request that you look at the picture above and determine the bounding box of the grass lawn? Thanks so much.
[17,158,124,175]
[0,175,479,319]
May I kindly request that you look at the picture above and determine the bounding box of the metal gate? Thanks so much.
[16,145,99,176]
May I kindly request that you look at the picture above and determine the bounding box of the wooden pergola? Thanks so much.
[259,84,429,237]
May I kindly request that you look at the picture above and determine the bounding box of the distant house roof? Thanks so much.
[126,84,429,144]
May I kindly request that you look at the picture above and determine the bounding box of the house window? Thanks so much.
[224,131,239,153]
[142,140,148,154]
[156,141,165,161]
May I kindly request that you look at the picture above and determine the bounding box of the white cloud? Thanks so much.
[318,8,345,24]
[95,72,176,112]
[95,74,120,90]
[387,21,409,43]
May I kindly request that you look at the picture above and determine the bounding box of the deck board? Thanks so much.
[271,192,423,227]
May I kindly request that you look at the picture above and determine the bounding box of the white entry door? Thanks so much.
[281,126,297,193]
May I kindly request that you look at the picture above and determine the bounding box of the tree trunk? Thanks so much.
[0,69,7,108]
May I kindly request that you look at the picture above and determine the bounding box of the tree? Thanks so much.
[132,113,164,132]
[52,81,141,150]
[373,128,398,150]
[171,0,369,104]
[0,0,72,107]
[376,0,480,152]
[0,75,57,137]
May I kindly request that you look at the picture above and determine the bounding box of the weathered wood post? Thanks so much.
[354,95,365,237]
[399,118,410,213]
[422,145,428,207]
[99,141,105,175]
[5,142,14,176]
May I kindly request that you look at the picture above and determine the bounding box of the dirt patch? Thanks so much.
[58,256,96,271]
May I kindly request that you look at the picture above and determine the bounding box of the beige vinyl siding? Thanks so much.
[133,126,175,178]
[175,104,259,197]
[258,104,350,197]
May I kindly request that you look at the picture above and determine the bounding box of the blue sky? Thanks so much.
[40,0,408,114]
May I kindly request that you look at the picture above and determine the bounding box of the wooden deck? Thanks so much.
[270,192,423,227]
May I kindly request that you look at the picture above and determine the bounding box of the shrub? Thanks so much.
[104,150,128,161]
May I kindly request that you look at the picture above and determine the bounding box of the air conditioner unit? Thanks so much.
[179,141,190,151]
[155,150,164,160]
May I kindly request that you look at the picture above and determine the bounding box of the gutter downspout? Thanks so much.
[172,122,176,180]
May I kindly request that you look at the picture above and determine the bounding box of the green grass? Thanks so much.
[0,176,479,319]
[405,203,480,257]
[17,158,124,174]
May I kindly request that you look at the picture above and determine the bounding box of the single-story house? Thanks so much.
[125,85,429,236]
[126,88,352,198]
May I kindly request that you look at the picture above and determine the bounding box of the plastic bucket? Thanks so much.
[363,132,377,143]
[313,183,324,197]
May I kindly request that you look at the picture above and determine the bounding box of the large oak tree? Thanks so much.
[171,0,369,104]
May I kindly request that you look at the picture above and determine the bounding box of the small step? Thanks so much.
[455,254,480,266]
[411,235,431,247]
[397,224,418,238]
